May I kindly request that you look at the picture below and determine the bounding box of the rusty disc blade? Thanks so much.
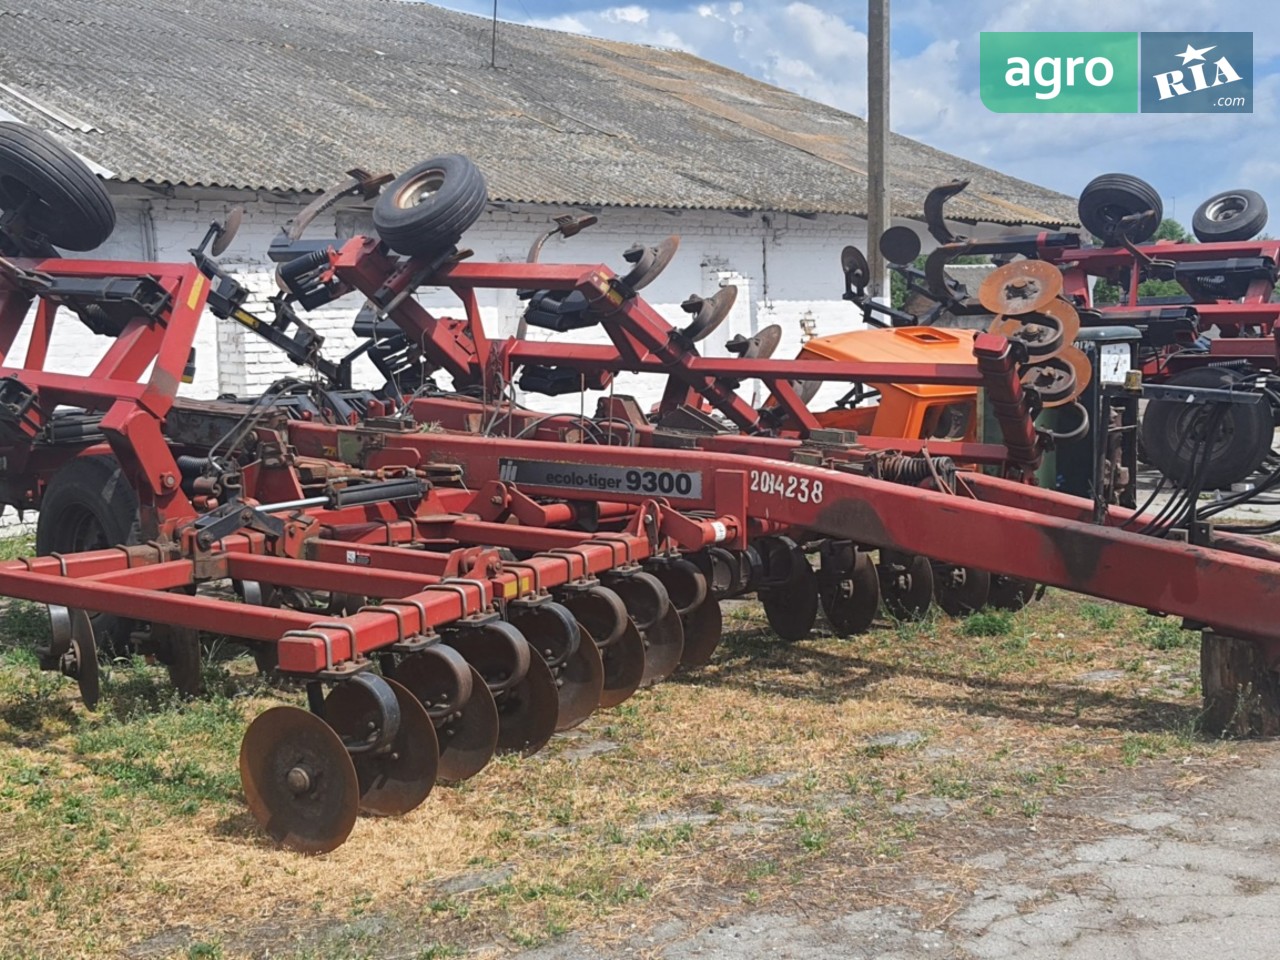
[761,555,818,642]
[988,575,1037,611]
[1038,298,1081,345]
[68,608,99,710]
[451,620,532,695]
[392,644,474,717]
[639,604,685,687]
[554,625,604,732]
[441,667,499,782]
[396,656,498,783]
[820,551,880,638]
[989,299,1080,360]
[679,594,723,667]
[648,559,708,617]
[931,563,991,617]
[598,619,646,709]
[621,234,680,291]
[1021,346,1091,408]
[162,625,204,698]
[978,260,1064,316]
[240,706,359,854]
[561,585,628,649]
[346,678,439,817]
[495,648,560,757]
[744,323,782,360]
[609,571,671,632]
[878,551,935,621]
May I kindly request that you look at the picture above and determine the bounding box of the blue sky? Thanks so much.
[435,0,1280,227]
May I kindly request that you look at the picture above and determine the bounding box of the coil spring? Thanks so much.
[879,453,957,493]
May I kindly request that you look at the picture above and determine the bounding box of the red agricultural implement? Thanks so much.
[4,131,1280,852]
[906,176,1280,491]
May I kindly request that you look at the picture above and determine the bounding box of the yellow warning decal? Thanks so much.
[186,274,206,309]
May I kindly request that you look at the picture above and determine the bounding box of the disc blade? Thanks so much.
[761,556,819,643]
[240,706,359,854]
[978,260,1063,315]
[820,551,880,637]
[648,559,708,617]
[553,625,605,732]
[495,649,560,757]
[561,585,628,649]
[639,604,684,687]
[931,563,991,617]
[394,651,497,783]
[69,608,99,710]
[679,595,723,667]
[988,575,1037,611]
[163,625,203,698]
[609,571,670,632]
[878,551,935,621]
[350,678,439,817]
[599,619,646,709]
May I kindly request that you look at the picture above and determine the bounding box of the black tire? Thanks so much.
[1192,189,1268,243]
[373,154,488,257]
[36,455,140,654]
[1078,173,1162,245]
[0,122,115,250]
[1141,367,1273,489]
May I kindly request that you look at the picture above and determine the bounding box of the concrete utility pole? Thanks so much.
[866,0,890,299]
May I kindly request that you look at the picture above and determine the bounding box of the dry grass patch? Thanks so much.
[0,585,1233,959]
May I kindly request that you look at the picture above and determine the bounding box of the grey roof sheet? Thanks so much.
[0,0,1078,225]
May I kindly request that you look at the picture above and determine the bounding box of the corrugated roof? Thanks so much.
[0,0,1078,225]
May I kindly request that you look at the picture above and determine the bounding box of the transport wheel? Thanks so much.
[393,648,498,783]
[240,706,360,854]
[987,575,1037,612]
[932,564,991,617]
[878,551,934,621]
[36,455,139,655]
[326,675,438,817]
[372,154,488,258]
[1193,189,1268,243]
[0,121,115,250]
[1141,367,1273,488]
[1077,173,1162,244]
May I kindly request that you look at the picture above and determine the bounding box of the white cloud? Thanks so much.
[602,5,649,25]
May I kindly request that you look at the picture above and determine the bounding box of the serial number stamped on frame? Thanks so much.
[750,468,824,503]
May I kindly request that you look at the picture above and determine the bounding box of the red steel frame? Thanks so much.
[3,246,1280,683]
[1039,235,1280,376]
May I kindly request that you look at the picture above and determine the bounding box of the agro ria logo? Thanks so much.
[1140,33,1252,113]
[1152,42,1242,101]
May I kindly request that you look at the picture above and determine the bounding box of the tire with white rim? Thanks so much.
[1192,189,1268,243]
[372,154,488,257]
